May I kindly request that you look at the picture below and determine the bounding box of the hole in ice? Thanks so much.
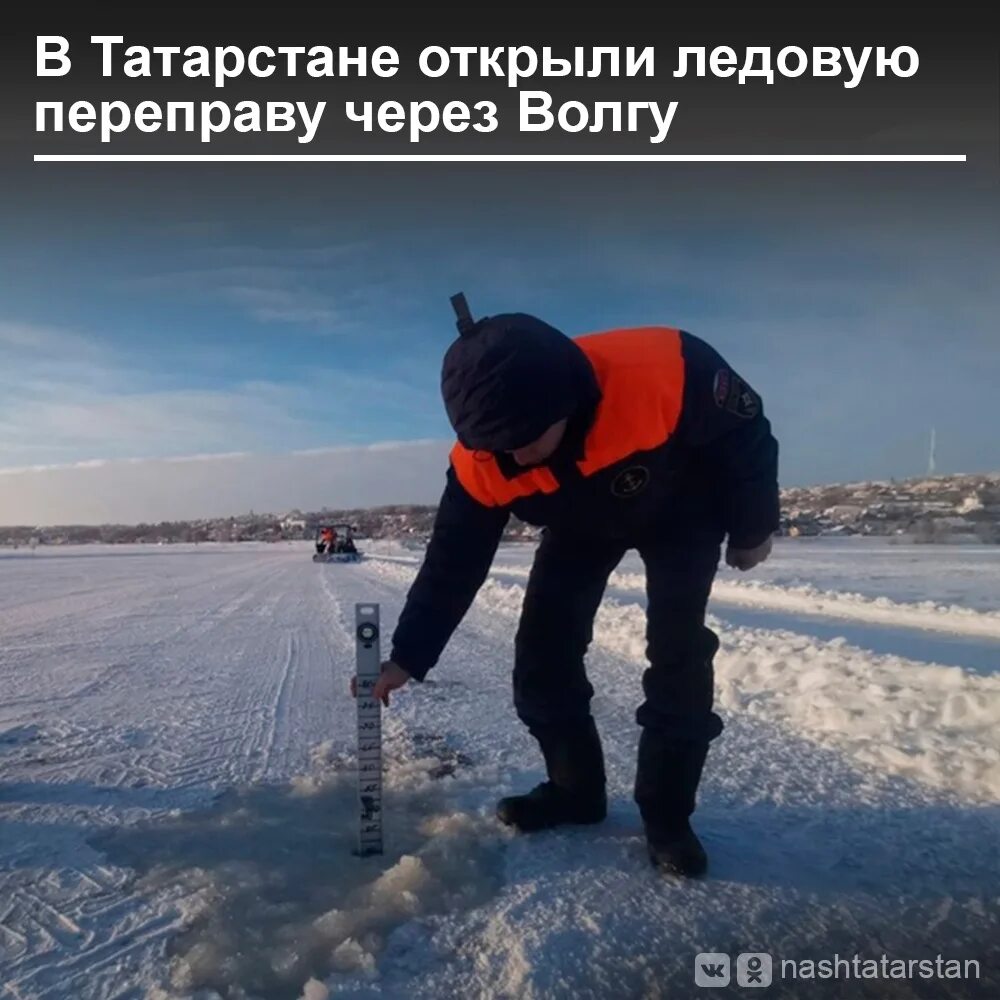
[407,731,476,779]
[88,761,504,999]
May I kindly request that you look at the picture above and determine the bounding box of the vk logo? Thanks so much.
[694,953,731,987]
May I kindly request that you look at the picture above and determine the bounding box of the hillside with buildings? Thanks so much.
[3,471,999,548]
[779,471,1000,543]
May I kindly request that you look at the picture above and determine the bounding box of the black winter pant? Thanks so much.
[512,524,726,744]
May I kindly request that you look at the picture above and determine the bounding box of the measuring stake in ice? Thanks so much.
[354,603,383,856]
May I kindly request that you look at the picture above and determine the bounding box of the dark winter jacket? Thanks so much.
[390,322,780,681]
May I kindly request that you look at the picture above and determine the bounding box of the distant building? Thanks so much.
[281,513,308,535]
[824,504,865,522]
[957,493,985,514]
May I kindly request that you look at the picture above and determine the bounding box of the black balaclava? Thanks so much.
[441,310,599,453]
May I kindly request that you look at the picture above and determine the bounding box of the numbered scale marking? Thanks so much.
[354,603,383,856]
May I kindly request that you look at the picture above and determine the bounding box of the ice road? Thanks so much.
[0,539,998,999]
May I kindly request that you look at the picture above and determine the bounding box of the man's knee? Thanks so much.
[513,632,596,733]
[635,623,723,740]
[635,704,724,742]
[646,619,719,669]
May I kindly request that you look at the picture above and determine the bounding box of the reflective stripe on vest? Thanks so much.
[451,326,685,507]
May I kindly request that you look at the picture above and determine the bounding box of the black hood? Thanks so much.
[440,312,600,453]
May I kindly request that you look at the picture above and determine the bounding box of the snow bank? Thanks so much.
[613,566,1000,639]
[711,536,1000,614]
[713,631,1000,803]
[676,575,1000,639]
[362,555,1000,805]
[371,552,1000,638]
[469,577,1000,802]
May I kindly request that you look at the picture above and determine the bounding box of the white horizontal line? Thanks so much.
[33,153,969,163]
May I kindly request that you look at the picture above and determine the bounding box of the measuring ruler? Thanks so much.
[354,602,383,856]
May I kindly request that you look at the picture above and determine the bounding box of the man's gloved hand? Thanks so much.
[350,660,411,706]
[725,534,773,571]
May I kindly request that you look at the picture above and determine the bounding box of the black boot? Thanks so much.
[645,819,708,877]
[497,717,607,831]
[634,731,712,877]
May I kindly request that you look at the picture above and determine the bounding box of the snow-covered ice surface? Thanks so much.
[712,536,1000,613]
[1,539,997,999]
[493,539,1000,642]
[490,535,1000,610]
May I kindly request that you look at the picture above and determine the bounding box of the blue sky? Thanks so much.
[1,166,997,523]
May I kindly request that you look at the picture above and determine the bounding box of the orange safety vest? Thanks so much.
[450,326,685,507]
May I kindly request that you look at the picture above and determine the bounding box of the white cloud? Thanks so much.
[0,319,105,357]
[0,318,451,523]
[0,317,443,470]
[0,440,452,525]
[122,240,371,335]
[221,285,340,327]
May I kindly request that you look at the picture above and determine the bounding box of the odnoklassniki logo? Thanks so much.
[611,465,649,497]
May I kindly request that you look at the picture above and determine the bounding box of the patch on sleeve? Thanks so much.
[713,368,760,419]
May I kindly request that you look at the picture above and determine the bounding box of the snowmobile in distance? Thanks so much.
[312,523,363,563]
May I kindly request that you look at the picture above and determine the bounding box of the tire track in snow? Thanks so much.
[8,903,182,1000]
[145,554,308,791]
[0,548,325,999]
[256,628,298,782]
[253,558,359,779]
[0,551,283,646]
[0,554,292,737]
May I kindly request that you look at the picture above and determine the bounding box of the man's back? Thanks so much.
[389,316,780,683]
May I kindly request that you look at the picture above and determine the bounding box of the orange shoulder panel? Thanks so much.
[450,442,560,508]
[572,326,685,475]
